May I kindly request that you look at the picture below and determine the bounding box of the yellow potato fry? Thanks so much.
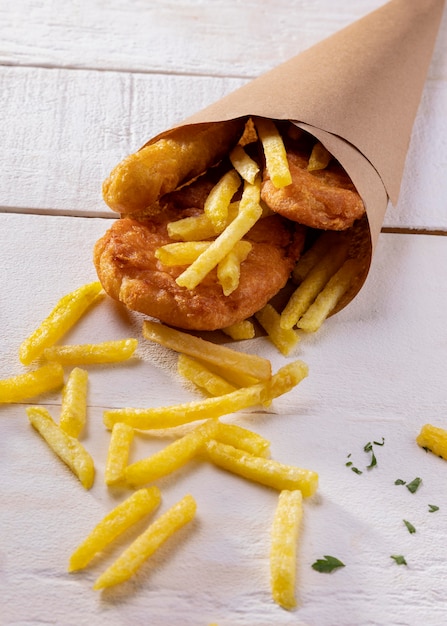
[19,282,103,365]
[229,145,260,184]
[292,231,341,284]
[416,424,447,460]
[205,440,318,496]
[297,258,361,333]
[105,423,135,486]
[69,486,161,571]
[217,240,252,295]
[143,320,271,381]
[222,320,255,341]
[103,360,307,430]
[43,338,138,365]
[0,362,64,404]
[307,141,332,171]
[214,421,270,458]
[203,360,259,389]
[254,117,292,188]
[125,420,218,487]
[176,180,262,290]
[255,304,300,356]
[59,367,88,438]
[167,203,240,241]
[280,239,349,330]
[204,169,241,232]
[270,490,303,610]
[93,494,197,590]
[177,354,238,396]
[155,241,211,266]
[27,406,95,489]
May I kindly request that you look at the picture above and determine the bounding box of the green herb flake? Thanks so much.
[351,467,363,475]
[403,520,416,534]
[428,504,439,513]
[394,479,406,485]
[373,437,385,446]
[406,477,422,494]
[345,461,353,467]
[391,555,407,566]
[311,555,345,573]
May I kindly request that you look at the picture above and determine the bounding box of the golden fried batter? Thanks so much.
[103,119,246,215]
[94,208,305,331]
[261,149,365,230]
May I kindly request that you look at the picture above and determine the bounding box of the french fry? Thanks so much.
[19,282,103,365]
[142,320,271,381]
[167,203,240,241]
[27,406,95,489]
[43,338,138,365]
[270,490,303,610]
[155,241,211,266]
[255,304,300,356]
[105,423,135,486]
[292,231,341,284]
[229,144,260,184]
[204,169,241,232]
[59,367,88,438]
[214,421,270,458]
[0,362,64,404]
[103,360,307,431]
[222,320,255,341]
[204,440,318,496]
[69,487,161,571]
[93,494,197,590]
[416,424,447,460]
[175,179,262,290]
[297,258,362,332]
[217,240,252,295]
[177,354,238,396]
[124,419,218,487]
[280,239,349,330]
[254,117,292,188]
[307,141,332,171]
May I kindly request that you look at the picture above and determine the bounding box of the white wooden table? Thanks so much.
[1,2,446,625]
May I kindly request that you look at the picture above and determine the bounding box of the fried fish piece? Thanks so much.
[102,119,246,215]
[94,205,304,331]
[261,148,365,230]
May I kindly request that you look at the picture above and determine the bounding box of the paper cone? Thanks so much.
[141,0,444,311]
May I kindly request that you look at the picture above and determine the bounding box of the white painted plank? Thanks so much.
[1,213,447,624]
[1,65,447,230]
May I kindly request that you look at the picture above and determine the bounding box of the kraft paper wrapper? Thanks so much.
[141,0,445,312]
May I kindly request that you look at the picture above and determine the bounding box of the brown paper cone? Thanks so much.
[142,0,445,312]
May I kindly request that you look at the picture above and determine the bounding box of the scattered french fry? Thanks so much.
[292,231,341,284]
[0,362,64,404]
[43,338,138,365]
[142,320,271,381]
[205,440,318,496]
[214,421,270,458]
[222,320,255,341]
[307,141,332,171]
[69,487,161,571]
[155,241,211,266]
[176,179,262,290]
[105,423,135,486]
[167,203,239,241]
[27,406,95,489]
[255,304,300,356]
[103,360,307,431]
[124,419,218,487]
[93,494,197,590]
[270,490,303,610]
[177,354,238,397]
[254,117,292,188]
[217,240,252,295]
[19,282,103,365]
[204,169,241,232]
[416,424,447,460]
[59,367,88,438]
[229,145,260,184]
[297,258,361,332]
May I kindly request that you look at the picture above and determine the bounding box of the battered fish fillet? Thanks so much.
[261,149,365,230]
[94,209,305,331]
[103,119,246,215]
